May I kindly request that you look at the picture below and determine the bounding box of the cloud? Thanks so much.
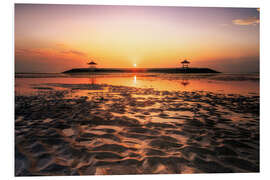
[15,48,48,56]
[194,56,259,73]
[16,47,87,58]
[55,43,66,48]
[220,23,229,27]
[60,50,87,57]
[15,47,88,73]
[232,16,259,26]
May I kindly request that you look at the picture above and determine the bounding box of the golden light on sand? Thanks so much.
[14,4,260,176]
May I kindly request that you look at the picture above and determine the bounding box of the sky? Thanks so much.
[15,4,259,73]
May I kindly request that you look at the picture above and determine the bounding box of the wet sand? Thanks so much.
[15,81,259,176]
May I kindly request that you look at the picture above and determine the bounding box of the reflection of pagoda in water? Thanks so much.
[181,78,190,86]
[180,58,191,86]
[87,74,104,90]
[87,58,102,90]
[89,75,96,85]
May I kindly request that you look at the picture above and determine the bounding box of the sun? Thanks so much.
[133,63,137,67]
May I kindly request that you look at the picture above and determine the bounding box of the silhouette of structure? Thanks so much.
[181,59,190,69]
[88,59,97,71]
[181,78,190,86]
[64,58,219,74]
[87,59,99,89]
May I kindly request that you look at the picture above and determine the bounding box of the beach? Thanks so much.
[15,73,259,175]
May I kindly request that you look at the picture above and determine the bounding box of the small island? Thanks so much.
[63,59,220,74]
[63,67,220,74]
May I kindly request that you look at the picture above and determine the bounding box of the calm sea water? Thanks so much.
[15,73,260,175]
[15,73,259,96]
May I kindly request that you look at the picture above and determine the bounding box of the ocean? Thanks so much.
[15,73,259,96]
[15,72,259,175]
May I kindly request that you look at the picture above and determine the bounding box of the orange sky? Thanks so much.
[15,4,259,73]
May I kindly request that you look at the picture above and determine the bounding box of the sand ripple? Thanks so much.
[15,84,259,175]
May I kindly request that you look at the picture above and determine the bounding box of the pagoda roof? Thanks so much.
[181,59,190,64]
[88,61,97,65]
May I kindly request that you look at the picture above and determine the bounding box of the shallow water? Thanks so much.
[15,73,259,176]
[15,73,259,96]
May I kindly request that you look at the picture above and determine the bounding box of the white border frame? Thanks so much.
[2,0,269,180]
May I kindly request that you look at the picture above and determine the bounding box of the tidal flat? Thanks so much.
[15,74,259,175]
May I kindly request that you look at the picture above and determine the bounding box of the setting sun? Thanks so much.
[14,4,260,176]
[15,5,259,73]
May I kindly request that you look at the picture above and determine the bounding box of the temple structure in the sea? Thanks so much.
[63,57,219,74]
[87,59,97,71]
[181,59,190,69]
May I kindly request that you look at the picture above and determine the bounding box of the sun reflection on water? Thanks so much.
[133,75,137,85]
[15,73,259,96]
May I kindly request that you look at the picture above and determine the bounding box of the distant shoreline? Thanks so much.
[62,67,220,74]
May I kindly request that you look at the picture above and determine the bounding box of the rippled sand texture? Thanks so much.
[15,84,259,176]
